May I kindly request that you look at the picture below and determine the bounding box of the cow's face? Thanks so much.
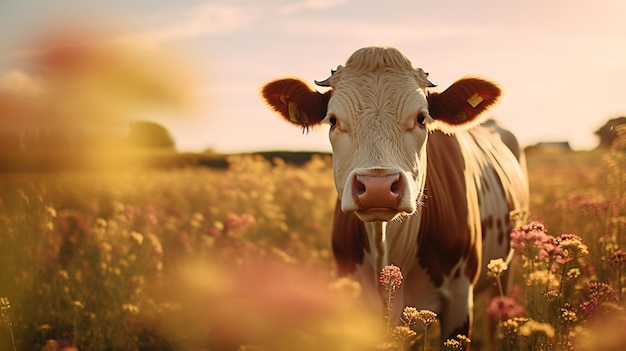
[262,47,500,222]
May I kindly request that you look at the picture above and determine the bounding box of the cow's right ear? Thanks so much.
[261,78,330,131]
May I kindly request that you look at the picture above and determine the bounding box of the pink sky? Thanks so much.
[1,0,625,152]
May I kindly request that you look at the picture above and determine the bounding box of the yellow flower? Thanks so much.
[392,326,417,342]
[519,319,555,338]
[401,307,419,326]
[487,258,508,277]
[417,310,438,326]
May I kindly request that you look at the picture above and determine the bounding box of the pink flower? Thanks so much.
[223,213,256,232]
[609,250,626,269]
[584,282,618,303]
[486,296,526,323]
[510,221,557,259]
[379,264,403,292]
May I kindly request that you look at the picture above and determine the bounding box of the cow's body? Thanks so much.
[261,46,529,347]
[332,126,528,339]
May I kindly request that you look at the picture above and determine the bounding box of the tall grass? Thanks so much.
[0,128,624,350]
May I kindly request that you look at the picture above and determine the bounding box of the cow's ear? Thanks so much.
[426,78,500,133]
[261,78,330,131]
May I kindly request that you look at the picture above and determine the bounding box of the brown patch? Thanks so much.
[497,229,504,246]
[481,215,494,239]
[331,200,369,276]
[417,132,475,288]
[465,246,480,283]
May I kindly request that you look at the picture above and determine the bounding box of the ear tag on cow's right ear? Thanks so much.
[467,93,484,108]
[288,101,310,133]
[454,112,468,122]
[288,101,300,124]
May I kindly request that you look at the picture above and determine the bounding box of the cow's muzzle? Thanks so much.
[342,168,414,222]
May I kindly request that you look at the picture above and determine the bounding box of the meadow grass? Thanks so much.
[0,129,624,350]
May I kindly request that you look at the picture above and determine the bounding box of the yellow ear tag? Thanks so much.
[288,101,300,123]
[467,93,484,108]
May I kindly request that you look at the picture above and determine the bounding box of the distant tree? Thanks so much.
[128,121,176,150]
[595,117,626,148]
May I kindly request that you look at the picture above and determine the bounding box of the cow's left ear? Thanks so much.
[427,78,500,132]
[261,78,330,132]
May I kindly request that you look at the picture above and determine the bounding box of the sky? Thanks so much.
[1,0,625,153]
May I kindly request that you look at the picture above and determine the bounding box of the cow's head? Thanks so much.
[262,47,500,222]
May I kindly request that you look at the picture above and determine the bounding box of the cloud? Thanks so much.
[273,17,493,46]
[278,0,350,15]
[114,3,258,48]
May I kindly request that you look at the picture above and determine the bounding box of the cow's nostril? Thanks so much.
[355,180,366,195]
[390,178,401,194]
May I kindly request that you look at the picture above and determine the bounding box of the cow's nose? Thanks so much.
[353,173,404,210]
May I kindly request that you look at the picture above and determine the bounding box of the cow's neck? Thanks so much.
[364,214,423,277]
[372,221,388,273]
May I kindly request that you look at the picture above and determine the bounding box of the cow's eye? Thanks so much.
[329,116,337,126]
[417,113,426,126]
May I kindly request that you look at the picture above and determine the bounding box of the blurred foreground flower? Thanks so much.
[158,257,384,351]
[0,24,200,170]
[487,296,526,323]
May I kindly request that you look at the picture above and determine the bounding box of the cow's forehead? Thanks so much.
[328,72,428,124]
[326,47,431,123]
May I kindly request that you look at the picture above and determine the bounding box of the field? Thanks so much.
[0,132,625,351]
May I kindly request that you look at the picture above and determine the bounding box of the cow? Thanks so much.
[261,46,529,347]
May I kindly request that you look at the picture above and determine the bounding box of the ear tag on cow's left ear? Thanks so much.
[467,93,484,108]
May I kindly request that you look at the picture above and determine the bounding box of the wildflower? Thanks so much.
[223,213,256,232]
[525,269,551,287]
[500,317,529,335]
[585,282,618,303]
[444,334,471,350]
[401,306,419,326]
[122,303,140,314]
[487,258,508,278]
[0,297,11,326]
[443,339,462,350]
[379,265,403,292]
[567,268,581,279]
[545,289,562,302]
[416,310,438,326]
[561,304,578,322]
[391,325,417,343]
[190,212,204,229]
[130,231,144,245]
[579,282,621,321]
[608,249,626,269]
[510,221,556,259]
[57,270,69,280]
[557,236,589,262]
[487,296,526,322]
[519,319,555,338]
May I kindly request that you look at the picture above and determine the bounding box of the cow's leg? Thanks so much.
[440,280,473,350]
